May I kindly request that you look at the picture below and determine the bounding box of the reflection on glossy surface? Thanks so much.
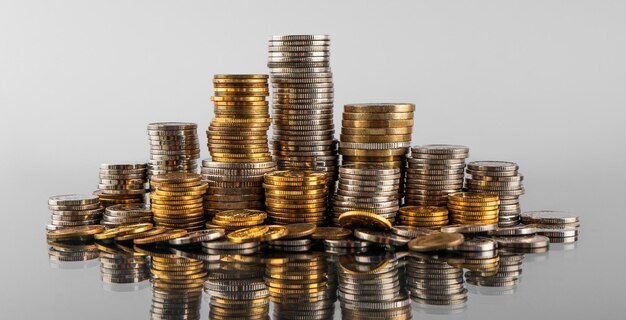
[48,238,100,269]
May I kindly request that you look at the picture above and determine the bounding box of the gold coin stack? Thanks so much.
[150,173,207,230]
[398,206,449,229]
[265,253,334,318]
[339,103,415,201]
[201,160,275,218]
[150,256,205,319]
[263,170,328,225]
[207,209,267,232]
[447,192,500,225]
[208,74,272,163]
[94,164,147,208]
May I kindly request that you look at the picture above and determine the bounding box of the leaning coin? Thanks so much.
[338,211,392,230]
[168,228,226,245]
[134,229,188,245]
[391,226,438,238]
[353,229,411,246]
[441,223,498,234]
[283,223,317,239]
[408,232,464,252]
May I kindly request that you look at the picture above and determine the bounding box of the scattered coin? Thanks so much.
[338,210,393,230]
[47,225,105,239]
[408,232,465,252]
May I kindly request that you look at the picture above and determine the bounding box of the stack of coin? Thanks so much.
[263,170,328,225]
[339,103,415,201]
[268,34,339,209]
[447,192,500,225]
[208,74,272,163]
[406,145,468,206]
[147,122,200,178]
[398,206,449,229]
[97,242,149,284]
[150,256,205,320]
[202,239,262,256]
[201,160,275,217]
[332,164,400,225]
[205,254,269,319]
[47,194,103,231]
[338,254,411,319]
[207,209,267,232]
[466,161,524,226]
[465,252,524,289]
[407,253,468,306]
[265,253,334,319]
[102,203,152,227]
[47,239,100,263]
[95,163,147,208]
[150,173,206,230]
[521,210,580,243]
[449,237,500,276]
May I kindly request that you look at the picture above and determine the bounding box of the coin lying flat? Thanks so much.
[408,233,465,252]
[311,227,352,240]
[283,223,317,239]
[338,211,393,230]
[168,228,226,245]
[520,210,580,225]
[134,228,188,245]
[46,225,105,239]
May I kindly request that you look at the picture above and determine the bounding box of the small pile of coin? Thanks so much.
[338,255,411,318]
[398,206,449,229]
[147,122,200,178]
[447,192,500,225]
[406,144,469,206]
[332,164,400,225]
[268,34,339,209]
[208,74,272,163]
[207,209,267,232]
[95,163,147,208]
[150,173,206,230]
[521,210,580,243]
[97,242,149,284]
[150,256,205,319]
[101,203,152,227]
[407,253,468,306]
[465,252,524,288]
[466,161,524,226]
[47,194,103,231]
[47,239,100,263]
[201,160,275,217]
[450,237,500,276]
[263,170,328,225]
[265,253,334,319]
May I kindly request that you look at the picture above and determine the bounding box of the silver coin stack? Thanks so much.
[47,194,103,231]
[47,239,100,263]
[406,145,469,206]
[332,164,401,225]
[268,34,339,210]
[465,252,524,289]
[205,254,269,320]
[338,255,412,319]
[521,210,580,243]
[267,238,313,252]
[266,253,335,320]
[466,161,525,226]
[407,253,468,306]
[324,238,373,254]
[102,203,152,227]
[147,122,200,179]
[201,160,275,218]
[98,243,149,284]
[453,237,500,281]
[95,163,147,208]
[202,239,261,256]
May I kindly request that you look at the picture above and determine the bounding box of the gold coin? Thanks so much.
[264,170,327,182]
[450,218,499,224]
[450,209,499,216]
[337,211,392,230]
[398,215,448,222]
[283,223,317,239]
[152,190,206,197]
[342,112,413,120]
[151,203,203,210]
[447,204,499,211]
[260,225,289,241]
[311,227,352,240]
[150,194,202,201]
[213,101,269,106]
[115,227,168,241]
[400,220,448,227]
[134,228,188,245]
[447,200,500,207]
[151,173,202,184]
[155,182,208,192]
[47,225,104,239]
[94,223,153,240]
[341,119,414,128]
[214,74,268,79]
[340,134,411,143]
[344,103,415,113]
[399,206,448,217]
[211,96,266,102]
[213,209,267,222]
[448,192,499,203]
[227,225,270,243]
[408,232,464,252]
[211,218,264,227]
[152,208,204,215]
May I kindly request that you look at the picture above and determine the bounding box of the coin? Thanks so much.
[168,228,226,245]
[520,210,579,225]
[494,235,550,248]
[353,229,411,246]
[408,233,465,252]
[147,123,199,178]
[134,228,188,245]
[338,211,393,230]
[46,225,105,239]
[264,169,328,225]
[283,223,318,239]
[311,227,352,240]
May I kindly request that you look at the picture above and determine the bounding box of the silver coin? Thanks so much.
[467,161,518,172]
[494,235,550,248]
[441,224,497,234]
[48,194,99,206]
[411,144,469,155]
[520,210,579,224]
[353,229,410,246]
[453,237,497,251]
[169,228,226,245]
[489,225,537,236]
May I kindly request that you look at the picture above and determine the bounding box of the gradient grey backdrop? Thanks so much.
[1,0,625,319]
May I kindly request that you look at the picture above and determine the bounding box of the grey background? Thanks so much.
[1,0,625,319]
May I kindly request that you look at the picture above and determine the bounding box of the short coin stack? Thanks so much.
[406,145,469,206]
[465,253,524,289]
[268,34,339,207]
[201,160,275,218]
[521,210,580,243]
[398,206,449,229]
[263,170,328,225]
[339,103,415,201]
[102,203,152,227]
[466,161,524,226]
[447,192,500,225]
[150,173,207,230]
[332,164,400,225]
[48,239,100,263]
[207,209,267,232]
[208,74,272,163]
[97,243,150,284]
[407,253,468,306]
[147,122,200,179]
[47,194,103,231]
[95,164,147,207]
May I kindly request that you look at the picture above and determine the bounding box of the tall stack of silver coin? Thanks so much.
[102,203,152,227]
[332,164,401,225]
[268,34,339,212]
[405,145,469,206]
[407,253,468,306]
[147,122,200,180]
[201,160,275,219]
[98,243,150,284]
[95,164,147,208]
[338,255,411,319]
[47,194,103,231]
[466,161,524,226]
